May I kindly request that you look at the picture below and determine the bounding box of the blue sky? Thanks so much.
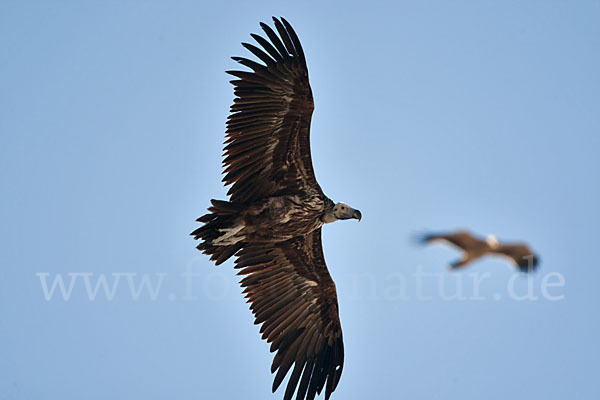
[1,1,599,399]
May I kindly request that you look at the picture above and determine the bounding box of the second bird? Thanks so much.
[419,230,539,272]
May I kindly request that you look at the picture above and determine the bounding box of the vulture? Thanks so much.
[191,18,361,400]
[419,230,539,272]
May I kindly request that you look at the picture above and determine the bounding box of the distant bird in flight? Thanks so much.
[419,230,539,271]
[191,17,361,400]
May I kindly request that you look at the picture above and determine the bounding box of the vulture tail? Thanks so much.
[191,199,245,265]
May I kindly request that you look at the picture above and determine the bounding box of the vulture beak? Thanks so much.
[352,209,362,222]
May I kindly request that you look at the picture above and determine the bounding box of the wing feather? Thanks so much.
[260,22,290,60]
[250,33,285,62]
[281,17,307,66]
[273,17,299,58]
[241,42,277,65]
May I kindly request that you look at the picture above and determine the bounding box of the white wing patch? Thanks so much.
[214,224,245,245]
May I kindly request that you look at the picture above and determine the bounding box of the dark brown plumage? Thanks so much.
[420,230,539,272]
[191,17,360,400]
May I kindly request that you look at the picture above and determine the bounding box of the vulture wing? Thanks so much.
[224,17,321,204]
[235,228,343,400]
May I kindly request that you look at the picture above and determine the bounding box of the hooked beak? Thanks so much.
[352,209,362,222]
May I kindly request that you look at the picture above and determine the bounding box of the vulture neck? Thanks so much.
[321,211,337,224]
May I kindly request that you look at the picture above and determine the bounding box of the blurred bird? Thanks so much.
[418,230,539,272]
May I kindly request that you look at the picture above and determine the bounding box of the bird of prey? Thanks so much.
[191,17,361,400]
[419,230,539,271]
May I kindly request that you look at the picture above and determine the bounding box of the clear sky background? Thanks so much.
[1,1,599,399]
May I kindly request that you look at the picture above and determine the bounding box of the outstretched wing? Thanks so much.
[420,231,483,251]
[492,244,539,272]
[223,17,321,204]
[235,228,343,400]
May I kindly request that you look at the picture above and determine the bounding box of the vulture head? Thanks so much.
[323,202,362,223]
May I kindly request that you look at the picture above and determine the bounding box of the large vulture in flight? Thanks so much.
[191,17,361,400]
[419,230,539,272]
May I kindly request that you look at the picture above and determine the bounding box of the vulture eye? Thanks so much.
[341,206,345,210]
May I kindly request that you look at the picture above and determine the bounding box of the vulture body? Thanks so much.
[191,17,361,400]
[420,230,539,272]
